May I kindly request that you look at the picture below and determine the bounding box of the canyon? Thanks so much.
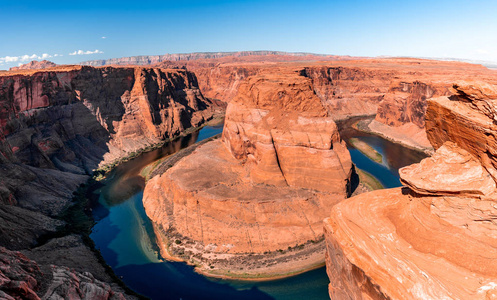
[142,68,353,279]
[0,65,221,299]
[1,51,497,299]
[324,82,497,299]
[152,56,497,153]
[84,52,497,153]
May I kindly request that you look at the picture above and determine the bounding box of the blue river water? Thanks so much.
[89,120,426,300]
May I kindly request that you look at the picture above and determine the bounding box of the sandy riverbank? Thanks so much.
[354,119,434,155]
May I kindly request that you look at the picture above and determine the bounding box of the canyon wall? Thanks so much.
[0,66,220,170]
[324,82,497,299]
[157,58,497,153]
[143,69,352,278]
[301,60,497,151]
[84,53,497,154]
[0,65,220,299]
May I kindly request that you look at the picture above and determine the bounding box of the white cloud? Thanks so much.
[69,49,104,56]
[101,36,107,39]
[4,56,19,62]
[0,52,62,66]
[20,54,38,61]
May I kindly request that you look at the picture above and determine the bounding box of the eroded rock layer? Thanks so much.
[153,57,497,151]
[426,82,497,180]
[143,69,352,278]
[1,65,220,169]
[324,189,497,300]
[324,82,497,299]
[9,60,57,71]
[0,246,128,300]
[0,65,220,298]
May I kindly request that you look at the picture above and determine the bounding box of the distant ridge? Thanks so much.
[9,60,57,71]
[79,51,357,67]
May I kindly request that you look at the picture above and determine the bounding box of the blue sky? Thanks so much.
[1,0,496,69]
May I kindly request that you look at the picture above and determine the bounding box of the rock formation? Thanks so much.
[143,69,353,278]
[9,60,57,71]
[79,52,497,154]
[0,246,129,300]
[0,65,221,298]
[1,65,221,169]
[324,82,497,299]
[152,57,497,152]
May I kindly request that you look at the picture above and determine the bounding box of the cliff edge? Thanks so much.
[143,68,352,279]
[324,82,497,299]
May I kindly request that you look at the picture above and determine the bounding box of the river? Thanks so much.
[89,119,426,300]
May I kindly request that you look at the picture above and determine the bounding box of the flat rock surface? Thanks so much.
[325,188,497,300]
[145,139,341,254]
[400,142,496,197]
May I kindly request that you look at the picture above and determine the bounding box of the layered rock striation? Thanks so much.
[1,66,220,169]
[153,57,496,152]
[0,65,220,298]
[324,82,497,299]
[0,246,128,300]
[143,69,353,278]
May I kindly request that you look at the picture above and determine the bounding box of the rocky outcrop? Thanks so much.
[400,142,496,197]
[0,246,130,299]
[0,65,220,298]
[9,60,57,71]
[82,53,497,154]
[1,66,220,170]
[85,53,497,153]
[324,82,497,299]
[426,82,497,180]
[143,69,352,278]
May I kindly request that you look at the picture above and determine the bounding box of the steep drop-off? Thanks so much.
[143,69,352,279]
[0,65,221,299]
[154,57,497,152]
[324,82,497,299]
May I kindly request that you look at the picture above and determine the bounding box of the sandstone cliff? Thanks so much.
[82,52,497,155]
[153,57,497,152]
[0,65,221,298]
[143,69,352,279]
[324,82,497,299]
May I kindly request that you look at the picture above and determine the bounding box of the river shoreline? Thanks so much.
[352,118,434,155]
[83,113,428,299]
[42,116,226,299]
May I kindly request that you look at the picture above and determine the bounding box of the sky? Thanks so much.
[1,0,496,69]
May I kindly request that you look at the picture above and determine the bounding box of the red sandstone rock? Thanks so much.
[426,86,497,180]
[0,65,222,170]
[400,141,496,197]
[222,70,351,192]
[143,70,352,278]
[0,247,127,299]
[324,189,497,300]
[324,82,497,299]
